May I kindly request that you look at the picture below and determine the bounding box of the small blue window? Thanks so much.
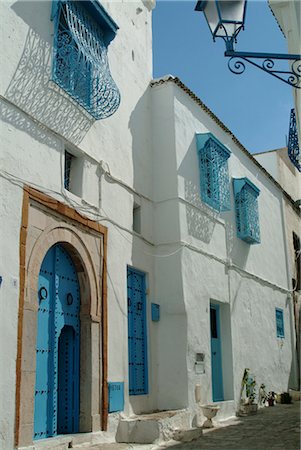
[51,0,120,119]
[64,150,73,190]
[233,178,260,244]
[275,308,284,338]
[108,382,124,413]
[196,133,231,211]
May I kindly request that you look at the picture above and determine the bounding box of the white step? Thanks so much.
[116,409,197,444]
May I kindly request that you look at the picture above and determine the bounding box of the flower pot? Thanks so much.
[237,403,258,416]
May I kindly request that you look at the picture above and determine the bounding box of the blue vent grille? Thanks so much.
[52,0,120,120]
[127,267,148,396]
[275,308,284,338]
[196,133,231,211]
[233,178,260,244]
[288,108,300,172]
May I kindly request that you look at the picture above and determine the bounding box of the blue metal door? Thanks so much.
[34,244,80,439]
[127,267,148,395]
[210,304,224,402]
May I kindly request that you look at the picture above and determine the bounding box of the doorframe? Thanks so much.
[15,186,108,447]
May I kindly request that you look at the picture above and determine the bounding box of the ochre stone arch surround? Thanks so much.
[26,224,100,319]
[16,187,108,448]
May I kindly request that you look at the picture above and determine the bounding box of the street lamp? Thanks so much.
[195,0,301,88]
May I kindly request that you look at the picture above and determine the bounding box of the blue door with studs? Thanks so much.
[127,267,148,395]
[34,244,80,439]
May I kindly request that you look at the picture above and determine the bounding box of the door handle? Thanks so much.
[213,351,216,355]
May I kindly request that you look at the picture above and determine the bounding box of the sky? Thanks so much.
[152,0,294,154]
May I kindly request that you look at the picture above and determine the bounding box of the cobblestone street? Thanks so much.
[160,402,300,450]
[86,402,300,450]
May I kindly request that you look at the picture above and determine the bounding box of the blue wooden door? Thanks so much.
[127,267,148,395]
[34,244,80,439]
[210,304,224,402]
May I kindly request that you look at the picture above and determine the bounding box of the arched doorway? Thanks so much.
[33,244,80,439]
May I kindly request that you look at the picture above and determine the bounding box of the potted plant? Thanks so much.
[267,391,275,407]
[237,369,258,416]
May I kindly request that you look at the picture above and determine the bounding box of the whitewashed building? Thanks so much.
[0,1,298,450]
[254,146,301,390]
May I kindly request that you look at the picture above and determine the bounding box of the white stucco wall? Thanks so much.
[151,80,295,416]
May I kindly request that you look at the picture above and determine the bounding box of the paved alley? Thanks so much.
[85,402,300,450]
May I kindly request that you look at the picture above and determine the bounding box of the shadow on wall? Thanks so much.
[224,208,250,270]
[178,137,218,244]
[1,1,94,147]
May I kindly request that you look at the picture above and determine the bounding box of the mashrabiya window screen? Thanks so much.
[196,133,231,212]
[51,0,120,120]
[233,178,260,244]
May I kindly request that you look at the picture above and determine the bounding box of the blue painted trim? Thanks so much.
[196,132,231,158]
[51,0,119,43]
[233,177,260,197]
[275,308,285,338]
[108,382,124,412]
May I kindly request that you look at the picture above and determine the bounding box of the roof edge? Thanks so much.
[150,75,300,214]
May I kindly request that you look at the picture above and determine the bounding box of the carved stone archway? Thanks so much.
[16,187,108,448]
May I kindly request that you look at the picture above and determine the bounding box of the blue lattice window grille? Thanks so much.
[275,308,284,338]
[51,0,120,119]
[233,178,260,244]
[108,382,124,413]
[288,108,300,172]
[196,133,231,211]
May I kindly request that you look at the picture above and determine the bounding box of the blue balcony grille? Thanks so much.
[196,133,231,211]
[51,0,120,120]
[233,178,260,244]
[275,308,284,338]
[288,108,300,172]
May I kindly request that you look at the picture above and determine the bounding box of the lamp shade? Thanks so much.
[195,0,246,41]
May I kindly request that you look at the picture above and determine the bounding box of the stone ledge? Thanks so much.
[172,427,203,442]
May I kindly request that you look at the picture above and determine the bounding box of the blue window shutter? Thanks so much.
[196,133,231,212]
[127,267,148,395]
[51,0,120,120]
[233,178,260,244]
[276,308,284,338]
